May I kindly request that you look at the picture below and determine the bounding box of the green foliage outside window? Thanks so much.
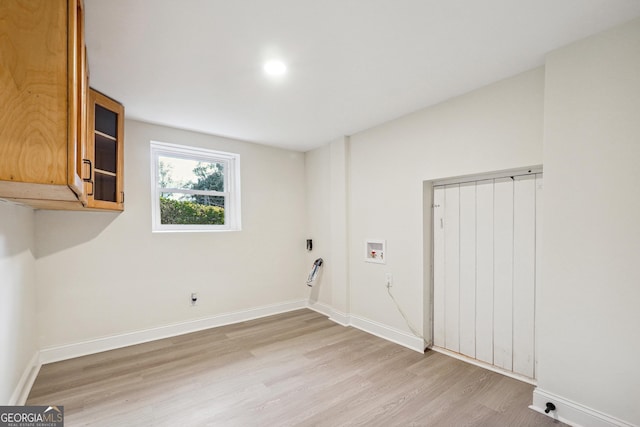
[160,197,224,225]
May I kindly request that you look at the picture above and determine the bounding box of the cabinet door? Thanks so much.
[0,0,67,185]
[85,89,124,211]
[68,0,88,204]
[0,0,88,206]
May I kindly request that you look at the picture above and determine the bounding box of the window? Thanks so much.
[150,141,241,232]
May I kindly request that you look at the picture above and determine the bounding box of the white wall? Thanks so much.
[304,137,351,323]
[538,17,640,425]
[346,68,544,339]
[328,137,350,319]
[0,201,38,404]
[35,119,307,349]
[305,144,332,306]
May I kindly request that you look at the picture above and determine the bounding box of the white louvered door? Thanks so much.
[433,173,542,379]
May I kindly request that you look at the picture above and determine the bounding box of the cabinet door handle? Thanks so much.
[87,180,94,197]
[120,191,125,203]
[82,159,93,182]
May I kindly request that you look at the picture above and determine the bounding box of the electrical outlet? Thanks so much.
[385,273,393,287]
[190,292,198,306]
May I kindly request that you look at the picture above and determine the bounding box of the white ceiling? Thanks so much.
[85,0,640,152]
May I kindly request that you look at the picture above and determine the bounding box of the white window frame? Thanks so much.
[150,141,241,232]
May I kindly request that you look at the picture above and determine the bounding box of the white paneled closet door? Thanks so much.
[433,173,542,379]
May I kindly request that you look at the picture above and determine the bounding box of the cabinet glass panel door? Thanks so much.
[86,89,124,210]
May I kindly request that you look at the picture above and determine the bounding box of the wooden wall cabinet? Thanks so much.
[0,0,124,212]
[85,89,125,211]
[0,0,87,207]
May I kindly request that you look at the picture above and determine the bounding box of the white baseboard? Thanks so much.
[531,388,635,427]
[30,299,426,404]
[16,299,637,427]
[430,346,536,385]
[349,314,424,353]
[40,299,307,364]
[8,351,41,405]
[306,301,423,352]
[306,300,333,318]
[328,308,350,326]
[306,300,350,326]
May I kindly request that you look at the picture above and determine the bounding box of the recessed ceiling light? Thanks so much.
[263,60,287,76]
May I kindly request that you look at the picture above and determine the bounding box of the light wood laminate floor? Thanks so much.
[27,309,563,426]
